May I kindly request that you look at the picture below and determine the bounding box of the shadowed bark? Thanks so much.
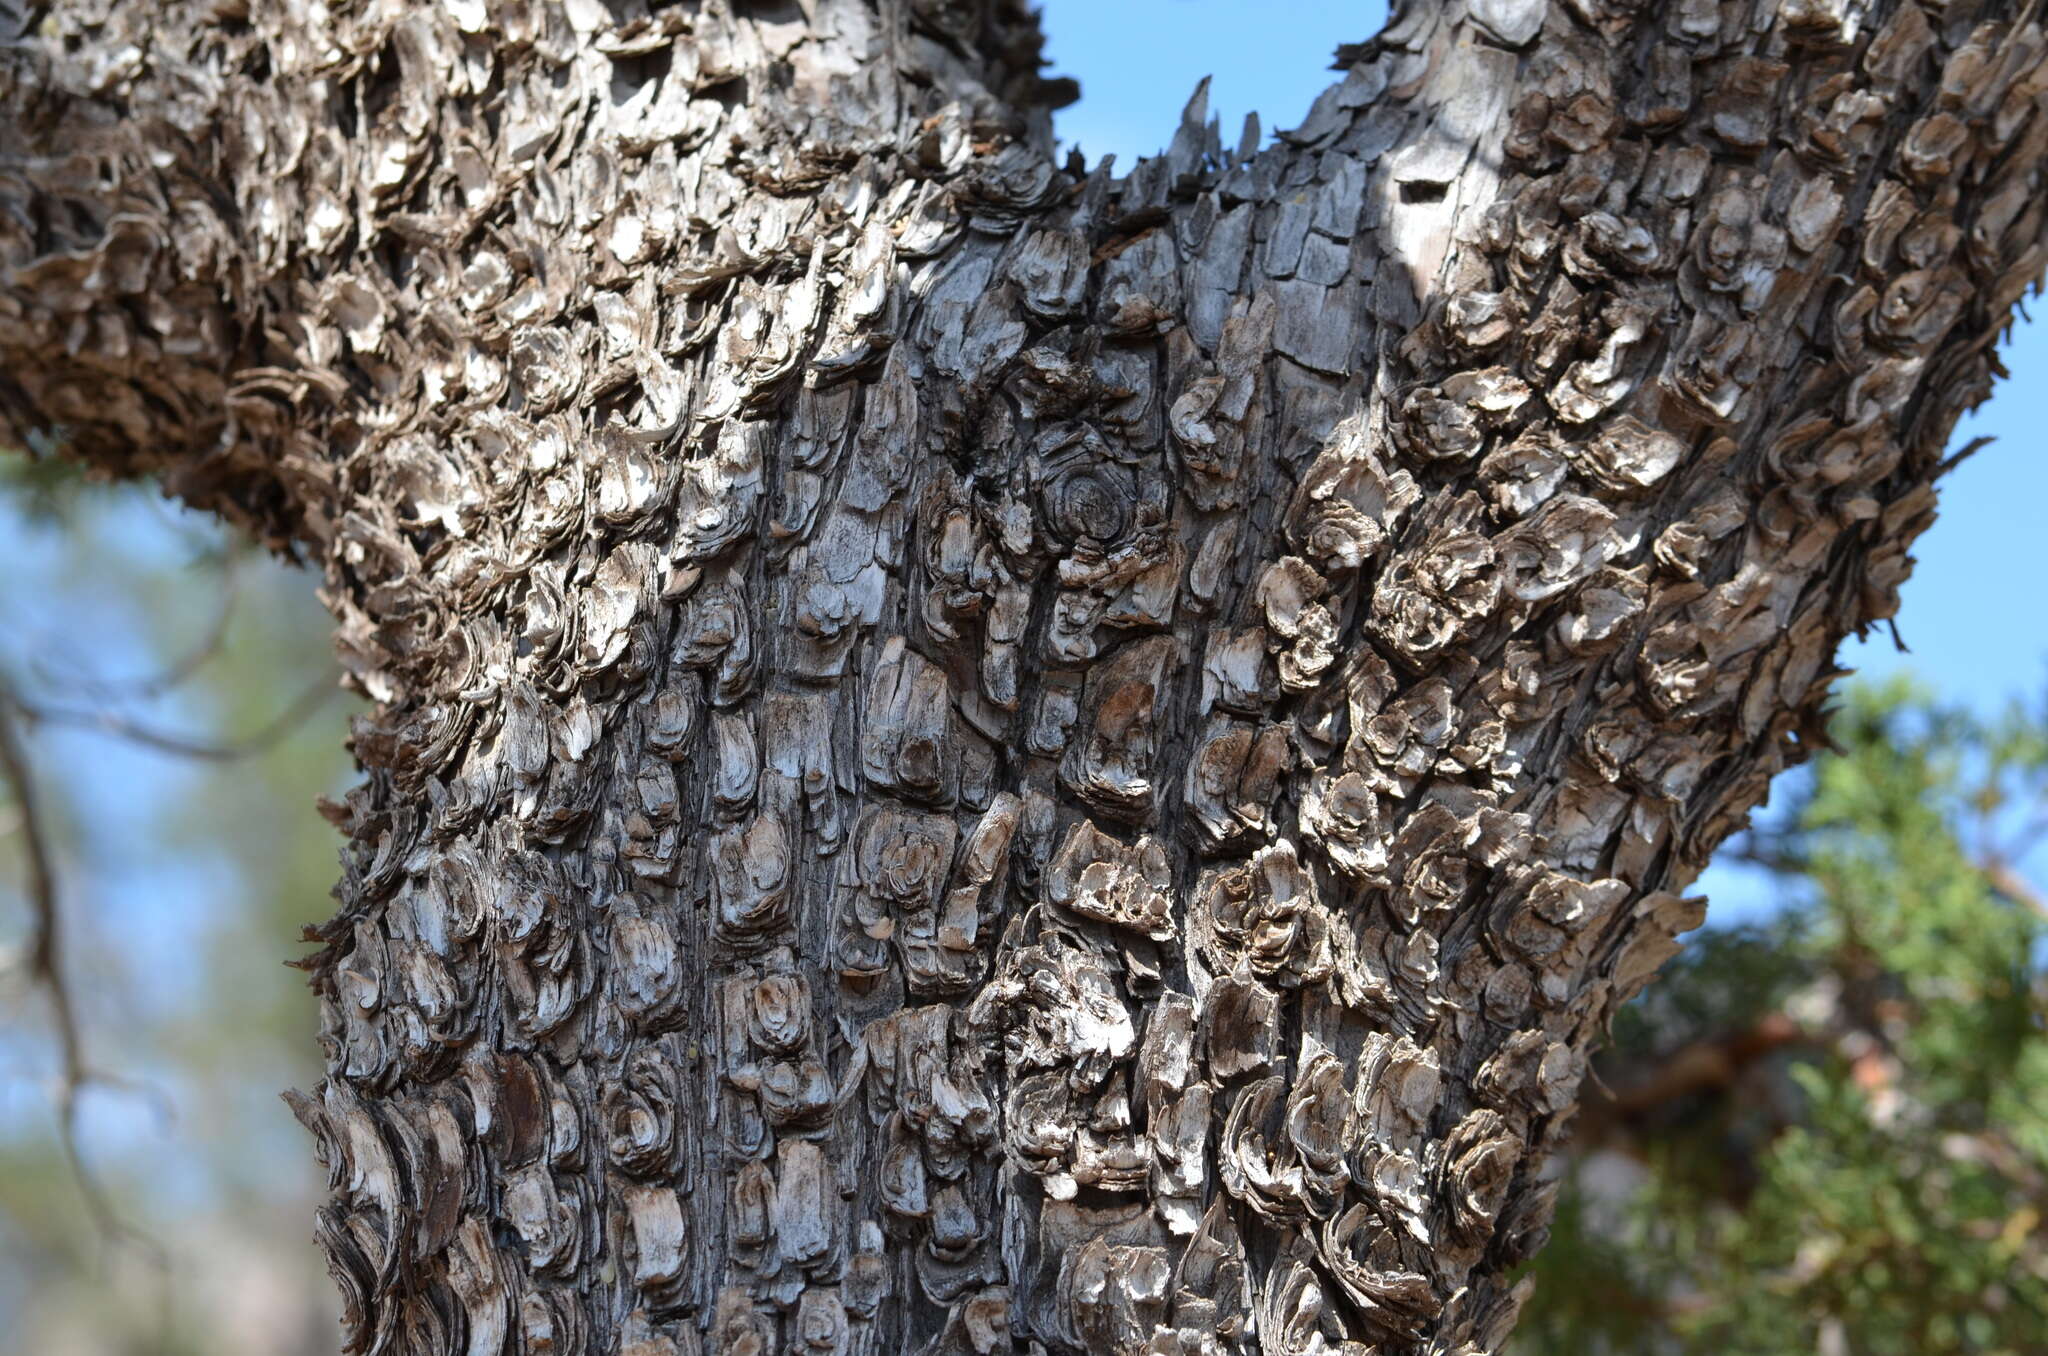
[5,1,2047,1352]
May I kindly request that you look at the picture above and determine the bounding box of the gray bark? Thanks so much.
[5,1,2047,1352]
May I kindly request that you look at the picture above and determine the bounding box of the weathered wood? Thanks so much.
[5,1,2047,1352]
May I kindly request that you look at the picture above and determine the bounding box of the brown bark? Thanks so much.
[6,1,2048,1352]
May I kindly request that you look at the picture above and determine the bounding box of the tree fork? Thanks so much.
[5,1,2047,1352]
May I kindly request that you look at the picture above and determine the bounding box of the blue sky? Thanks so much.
[5,9,2042,1343]
[1037,0,2048,917]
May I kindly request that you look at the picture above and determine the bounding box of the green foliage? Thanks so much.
[1514,678,2048,1355]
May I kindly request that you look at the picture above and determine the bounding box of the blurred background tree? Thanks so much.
[1512,680,2048,1355]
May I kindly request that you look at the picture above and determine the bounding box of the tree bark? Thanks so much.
[6,1,2047,1352]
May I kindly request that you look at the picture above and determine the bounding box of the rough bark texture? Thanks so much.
[6,1,2048,1352]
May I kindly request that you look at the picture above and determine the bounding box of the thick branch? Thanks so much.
[9,2,2048,1355]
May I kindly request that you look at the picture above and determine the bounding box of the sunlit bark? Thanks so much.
[5,1,2046,1351]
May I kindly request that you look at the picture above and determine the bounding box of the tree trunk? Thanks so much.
[6,1,2047,1352]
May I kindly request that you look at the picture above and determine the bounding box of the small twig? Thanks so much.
[1984,857,2048,921]
[1721,837,1807,874]
[1936,434,1995,478]
[0,680,164,1266]
[15,672,338,762]
[30,552,243,703]
[1573,1013,1805,1150]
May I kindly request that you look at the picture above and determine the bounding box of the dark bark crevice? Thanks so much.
[6,2,2048,1354]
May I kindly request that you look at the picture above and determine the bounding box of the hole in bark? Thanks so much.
[734,0,806,21]
[1399,180,1449,204]
[609,45,673,103]
[360,46,404,127]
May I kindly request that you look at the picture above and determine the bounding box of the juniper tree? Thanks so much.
[5,2,2046,1352]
